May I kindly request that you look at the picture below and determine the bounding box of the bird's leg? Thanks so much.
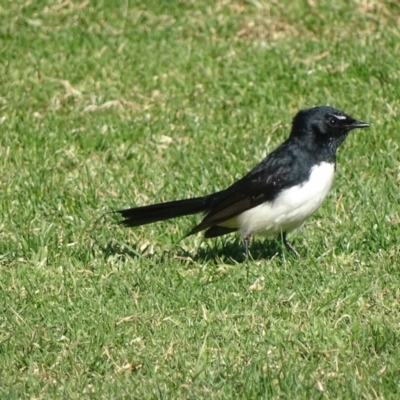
[243,234,252,257]
[282,232,299,257]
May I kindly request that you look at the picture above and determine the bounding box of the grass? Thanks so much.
[1,0,400,398]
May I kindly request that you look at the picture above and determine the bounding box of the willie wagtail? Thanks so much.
[116,106,369,256]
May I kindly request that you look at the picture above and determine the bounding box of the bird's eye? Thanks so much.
[329,117,337,126]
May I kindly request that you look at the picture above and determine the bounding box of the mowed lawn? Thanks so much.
[1,0,400,398]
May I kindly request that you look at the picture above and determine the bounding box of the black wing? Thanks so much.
[187,140,309,235]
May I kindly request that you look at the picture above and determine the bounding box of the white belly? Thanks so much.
[222,162,335,237]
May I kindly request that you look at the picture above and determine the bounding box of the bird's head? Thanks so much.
[290,106,369,151]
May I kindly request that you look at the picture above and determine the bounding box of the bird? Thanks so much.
[116,106,369,256]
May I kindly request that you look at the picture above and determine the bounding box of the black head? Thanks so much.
[290,106,369,151]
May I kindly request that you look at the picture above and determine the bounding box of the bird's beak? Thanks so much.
[348,120,369,129]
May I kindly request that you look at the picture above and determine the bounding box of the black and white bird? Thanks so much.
[116,106,369,256]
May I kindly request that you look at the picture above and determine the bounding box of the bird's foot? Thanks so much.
[282,233,300,257]
[243,234,252,257]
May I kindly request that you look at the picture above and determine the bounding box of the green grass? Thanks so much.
[1,0,400,398]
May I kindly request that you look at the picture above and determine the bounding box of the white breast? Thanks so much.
[222,162,335,237]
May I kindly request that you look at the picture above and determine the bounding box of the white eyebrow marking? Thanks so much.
[334,115,347,120]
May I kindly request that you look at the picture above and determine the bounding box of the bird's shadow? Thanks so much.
[99,241,143,261]
[99,237,289,264]
[182,238,282,264]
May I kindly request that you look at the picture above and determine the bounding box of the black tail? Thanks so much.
[116,196,212,227]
